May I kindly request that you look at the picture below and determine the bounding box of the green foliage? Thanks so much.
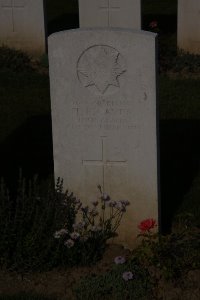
[159,75,200,119]
[54,185,129,266]
[0,46,33,73]
[177,173,200,226]
[74,258,153,300]
[159,46,200,74]
[39,54,49,68]
[0,175,128,271]
[0,293,56,300]
[74,216,200,299]
[134,221,200,281]
[0,174,81,271]
[172,51,200,74]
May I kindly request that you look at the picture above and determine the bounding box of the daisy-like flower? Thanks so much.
[72,222,85,231]
[108,200,117,207]
[114,256,126,264]
[116,201,126,212]
[119,200,130,206]
[64,239,74,248]
[122,271,134,281]
[101,193,110,201]
[54,229,68,239]
[70,232,80,240]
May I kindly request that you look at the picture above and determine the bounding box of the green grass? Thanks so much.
[159,75,200,119]
[178,171,200,227]
[0,294,56,300]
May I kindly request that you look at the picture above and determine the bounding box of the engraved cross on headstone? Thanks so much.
[1,0,26,32]
[82,136,126,191]
[99,0,120,26]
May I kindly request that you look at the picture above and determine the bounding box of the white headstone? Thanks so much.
[0,0,46,55]
[178,0,200,54]
[78,0,141,29]
[48,28,158,249]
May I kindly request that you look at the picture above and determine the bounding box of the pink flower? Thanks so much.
[70,232,80,240]
[54,228,68,238]
[101,193,110,201]
[114,256,126,264]
[138,218,157,232]
[64,239,74,248]
[122,271,134,281]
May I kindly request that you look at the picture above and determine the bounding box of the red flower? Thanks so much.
[138,218,157,232]
[149,21,158,29]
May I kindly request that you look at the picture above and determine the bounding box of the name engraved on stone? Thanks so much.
[99,0,120,26]
[82,136,126,191]
[71,98,136,130]
[77,45,126,96]
[1,0,27,32]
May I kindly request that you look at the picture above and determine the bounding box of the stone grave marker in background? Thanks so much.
[78,0,141,29]
[48,28,158,249]
[0,0,46,55]
[178,0,200,54]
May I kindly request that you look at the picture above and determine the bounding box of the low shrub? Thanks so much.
[74,257,153,300]
[0,173,75,271]
[0,46,33,73]
[54,185,130,266]
[74,217,200,299]
[135,218,200,281]
[0,293,56,300]
[0,174,129,271]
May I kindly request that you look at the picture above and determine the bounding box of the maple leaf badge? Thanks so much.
[77,45,126,95]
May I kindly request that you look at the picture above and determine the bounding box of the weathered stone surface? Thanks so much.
[78,0,141,29]
[178,0,200,54]
[48,28,158,249]
[0,0,46,55]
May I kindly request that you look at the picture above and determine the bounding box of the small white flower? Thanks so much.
[122,271,134,281]
[116,202,126,212]
[109,200,117,207]
[114,256,126,264]
[119,200,130,206]
[102,193,110,201]
[70,232,80,240]
[64,239,74,248]
[72,221,85,231]
[54,229,68,238]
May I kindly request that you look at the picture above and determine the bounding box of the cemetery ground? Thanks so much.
[0,0,200,299]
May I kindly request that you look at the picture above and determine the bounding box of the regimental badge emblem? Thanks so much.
[77,45,126,95]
